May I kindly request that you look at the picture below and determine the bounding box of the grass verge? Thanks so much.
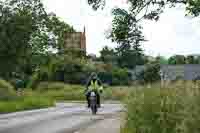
[122,81,200,133]
[0,81,129,114]
[0,96,54,114]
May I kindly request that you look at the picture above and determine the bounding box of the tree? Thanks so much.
[88,0,106,10]
[88,0,200,18]
[156,56,168,64]
[137,63,161,84]
[0,0,74,80]
[0,0,47,78]
[46,13,75,51]
[109,8,146,69]
[186,55,198,64]
[196,56,200,64]
[168,55,186,64]
[100,46,116,64]
[111,68,130,85]
[87,0,200,66]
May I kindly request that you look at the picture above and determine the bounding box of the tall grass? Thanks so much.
[103,86,129,101]
[122,81,200,133]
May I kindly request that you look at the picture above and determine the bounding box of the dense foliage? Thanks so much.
[136,63,161,84]
[27,53,132,87]
[88,0,200,68]
[0,0,74,80]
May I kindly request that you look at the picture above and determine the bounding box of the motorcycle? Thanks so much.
[89,91,98,115]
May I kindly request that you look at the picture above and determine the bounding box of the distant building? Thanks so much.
[161,65,200,80]
[132,65,200,81]
[88,53,97,60]
[63,27,86,55]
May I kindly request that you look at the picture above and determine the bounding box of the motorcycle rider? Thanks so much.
[85,72,103,108]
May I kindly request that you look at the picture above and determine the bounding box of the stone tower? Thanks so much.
[64,27,87,54]
[80,26,86,52]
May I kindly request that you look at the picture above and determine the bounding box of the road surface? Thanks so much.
[0,103,122,133]
[76,114,121,133]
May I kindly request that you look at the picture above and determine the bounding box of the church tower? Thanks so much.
[81,26,86,53]
[63,26,87,56]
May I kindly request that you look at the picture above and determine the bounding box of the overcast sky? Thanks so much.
[43,0,200,57]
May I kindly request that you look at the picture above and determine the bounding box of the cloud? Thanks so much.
[142,7,200,57]
[43,0,200,57]
[43,0,118,55]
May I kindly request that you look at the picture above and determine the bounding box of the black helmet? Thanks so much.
[91,72,98,79]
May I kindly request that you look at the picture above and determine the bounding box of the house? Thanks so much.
[132,64,200,81]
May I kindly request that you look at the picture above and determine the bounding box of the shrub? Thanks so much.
[136,63,160,84]
[111,68,131,86]
[27,72,40,89]
[97,67,131,86]
[98,71,112,85]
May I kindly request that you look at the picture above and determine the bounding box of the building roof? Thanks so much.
[133,64,200,80]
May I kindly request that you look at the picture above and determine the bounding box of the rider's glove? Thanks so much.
[99,86,103,93]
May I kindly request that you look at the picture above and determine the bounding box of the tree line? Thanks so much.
[1,0,200,88]
[0,0,76,88]
[157,55,200,65]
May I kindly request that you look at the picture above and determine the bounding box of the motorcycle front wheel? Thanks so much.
[91,104,97,115]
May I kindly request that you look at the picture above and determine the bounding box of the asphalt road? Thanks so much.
[0,103,122,133]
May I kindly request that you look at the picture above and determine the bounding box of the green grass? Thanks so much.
[122,81,200,133]
[0,81,129,114]
[35,83,86,101]
[0,80,55,114]
[0,96,54,114]
[0,79,16,101]
[35,82,129,102]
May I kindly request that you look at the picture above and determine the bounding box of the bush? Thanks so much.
[122,83,200,133]
[111,68,131,86]
[98,71,112,85]
[27,72,40,89]
[97,67,131,86]
[0,79,16,101]
[26,53,133,86]
[136,63,160,84]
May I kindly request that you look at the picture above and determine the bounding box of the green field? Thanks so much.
[0,81,128,113]
[2,79,200,133]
